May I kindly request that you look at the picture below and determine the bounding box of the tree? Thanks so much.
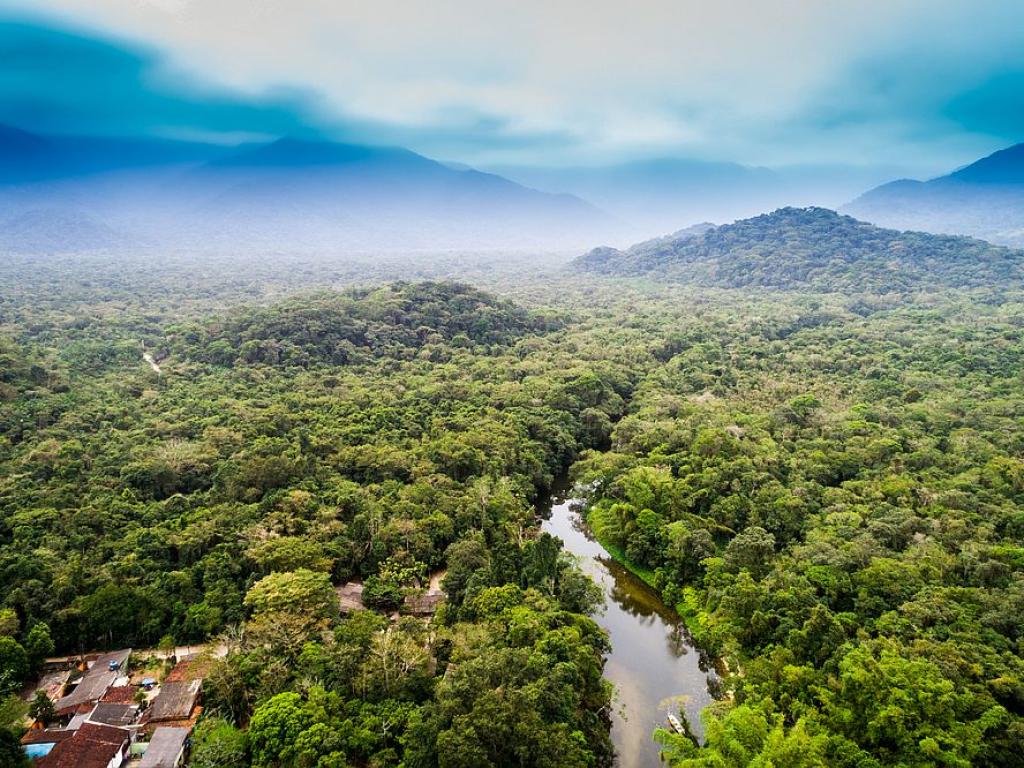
[0,638,28,695]
[189,716,249,768]
[0,695,28,768]
[723,526,776,578]
[442,536,491,608]
[363,554,426,611]
[248,692,311,768]
[0,610,17,638]
[244,569,338,652]
[23,622,54,673]
[0,728,29,768]
[28,690,54,725]
[555,556,604,615]
[659,704,828,767]
[158,633,177,660]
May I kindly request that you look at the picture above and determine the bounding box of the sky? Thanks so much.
[3,0,1024,175]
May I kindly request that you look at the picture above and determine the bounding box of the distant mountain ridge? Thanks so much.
[0,125,611,252]
[491,158,903,239]
[844,142,1024,247]
[573,207,1024,291]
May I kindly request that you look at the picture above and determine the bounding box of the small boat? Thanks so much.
[666,713,685,734]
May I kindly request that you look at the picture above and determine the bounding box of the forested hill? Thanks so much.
[169,281,561,367]
[573,207,1024,291]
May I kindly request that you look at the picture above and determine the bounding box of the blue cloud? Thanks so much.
[0,18,323,140]
[944,72,1024,138]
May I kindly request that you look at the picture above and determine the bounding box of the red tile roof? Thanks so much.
[20,729,74,746]
[100,685,138,704]
[36,722,129,768]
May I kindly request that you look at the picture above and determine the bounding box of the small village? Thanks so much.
[19,646,211,768]
[15,574,447,767]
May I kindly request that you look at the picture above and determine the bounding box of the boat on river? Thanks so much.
[666,713,685,735]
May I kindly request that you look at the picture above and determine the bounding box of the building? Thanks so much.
[87,702,139,728]
[137,727,189,768]
[35,722,130,768]
[337,582,365,612]
[21,729,74,762]
[403,590,445,616]
[53,650,132,716]
[145,680,201,724]
[29,669,72,704]
[99,686,138,704]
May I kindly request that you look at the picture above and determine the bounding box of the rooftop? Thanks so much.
[100,685,138,704]
[53,649,131,714]
[337,581,365,612]
[138,727,190,768]
[20,728,74,746]
[88,701,139,728]
[146,679,201,722]
[36,722,129,768]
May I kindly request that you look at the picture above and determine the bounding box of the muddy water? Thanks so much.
[541,490,718,768]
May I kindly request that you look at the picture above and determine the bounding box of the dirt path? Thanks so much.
[143,352,162,375]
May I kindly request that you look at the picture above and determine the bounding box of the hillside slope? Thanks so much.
[844,143,1024,247]
[573,207,1024,291]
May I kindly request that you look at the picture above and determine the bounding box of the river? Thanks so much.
[540,488,718,768]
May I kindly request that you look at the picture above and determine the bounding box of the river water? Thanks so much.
[541,489,718,768]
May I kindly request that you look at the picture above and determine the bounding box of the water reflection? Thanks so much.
[541,491,717,768]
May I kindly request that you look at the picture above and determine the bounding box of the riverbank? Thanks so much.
[543,492,718,767]
[584,505,735,685]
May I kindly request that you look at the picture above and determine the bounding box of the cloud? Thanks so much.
[0,17,325,141]
[3,1,1024,171]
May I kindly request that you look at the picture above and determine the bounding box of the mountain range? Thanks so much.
[843,143,1024,247]
[0,125,611,253]
[573,207,1024,292]
[491,159,902,239]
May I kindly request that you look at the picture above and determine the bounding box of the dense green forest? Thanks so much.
[1,237,1023,766]
[574,207,1024,291]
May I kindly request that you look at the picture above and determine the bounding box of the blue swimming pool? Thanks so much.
[24,742,56,758]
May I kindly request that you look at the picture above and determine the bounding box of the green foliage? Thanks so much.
[404,601,613,768]
[5,252,1024,768]
[0,610,17,637]
[28,689,54,724]
[658,704,828,767]
[571,282,1024,766]
[0,637,28,695]
[0,694,28,767]
[244,569,339,652]
[575,207,1024,291]
[0,728,29,768]
[23,622,54,672]
[189,717,249,768]
[173,282,560,369]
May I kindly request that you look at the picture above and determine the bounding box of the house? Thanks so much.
[20,729,74,762]
[29,669,72,704]
[35,722,130,768]
[137,727,189,768]
[53,650,132,716]
[100,686,138,704]
[403,590,445,616]
[337,582,365,612]
[145,680,201,724]
[87,702,139,728]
